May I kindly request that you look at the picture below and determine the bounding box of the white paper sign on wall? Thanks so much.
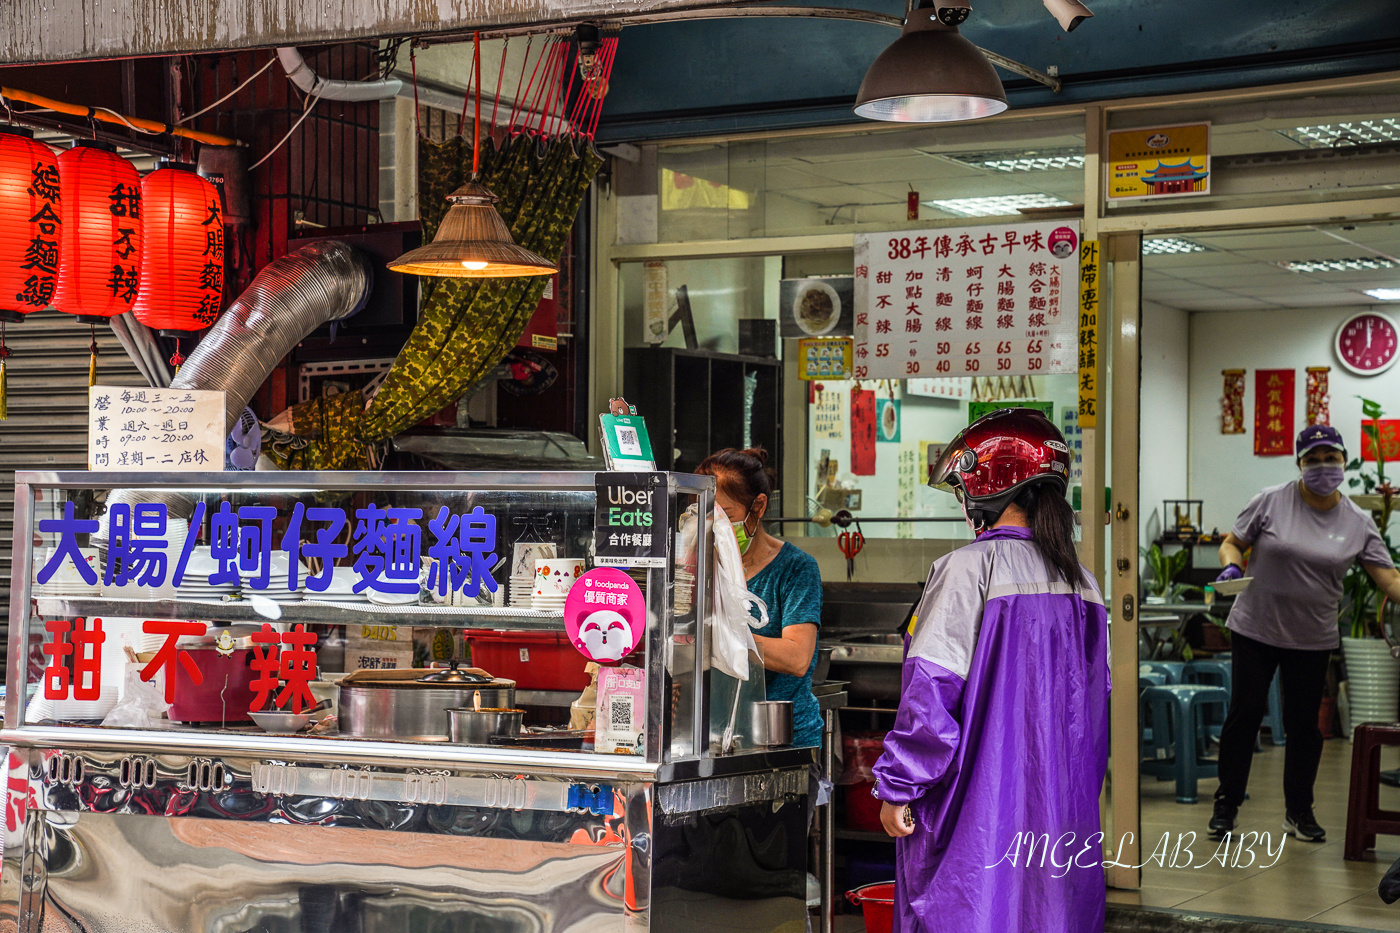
[853,221,1080,380]
[88,386,227,471]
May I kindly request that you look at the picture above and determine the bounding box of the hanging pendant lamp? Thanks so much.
[854,4,1008,123]
[389,32,556,279]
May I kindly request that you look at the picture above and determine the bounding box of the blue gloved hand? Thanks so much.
[1215,563,1244,583]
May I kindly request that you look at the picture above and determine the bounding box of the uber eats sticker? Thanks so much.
[595,472,669,568]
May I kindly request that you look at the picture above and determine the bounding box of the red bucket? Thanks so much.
[846,882,896,933]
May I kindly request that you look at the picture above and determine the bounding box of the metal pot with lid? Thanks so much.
[338,662,517,741]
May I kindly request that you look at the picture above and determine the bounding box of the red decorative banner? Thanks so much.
[1221,369,1245,434]
[1305,366,1330,426]
[1361,420,1400,463]
[1253,369,1294,456]
[850,387,877,475]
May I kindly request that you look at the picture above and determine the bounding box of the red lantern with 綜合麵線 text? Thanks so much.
[51,141,143,323]
[0,126,62,323]
[0,126,62,419]
[131,162,224,337]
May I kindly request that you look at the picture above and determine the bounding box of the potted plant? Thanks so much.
[1141,543,1203,660]
[1340,396,1400,734]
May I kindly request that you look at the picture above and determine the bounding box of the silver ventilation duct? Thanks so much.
[95,239,371,543]
[170,239,372,436]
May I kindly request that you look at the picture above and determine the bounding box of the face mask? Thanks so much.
[1302,464,1345,496]
[733,516,754,554]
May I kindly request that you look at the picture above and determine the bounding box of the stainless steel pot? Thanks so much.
[447,707,524,744]
[752,700,793,747]
[338,668,516,741]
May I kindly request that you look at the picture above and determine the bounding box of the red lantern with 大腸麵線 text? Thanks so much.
[131,162,224,337]
[51,141,143,323]
[0,126,62,323]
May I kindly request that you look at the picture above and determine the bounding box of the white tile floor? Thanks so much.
[1109,736,1400,929]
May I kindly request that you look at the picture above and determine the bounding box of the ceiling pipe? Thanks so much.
[277,47,568,133]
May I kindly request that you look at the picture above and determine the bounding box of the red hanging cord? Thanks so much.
[567,43,595,133]
[538,42,566,140]
[556,44,579,138]
[512,38,548,137]
[473,32,482,175]
[170,338,185,372]
[524,40,556,136]
[579,39,609,138]
[505,36,534,133]
[457,40,478,139]
[490,37,509,131]
[587,38,620,139]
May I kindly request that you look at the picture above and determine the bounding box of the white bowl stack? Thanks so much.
[32,547,101,599]
[314,565,372,604]
[177,545,240,602]
[101,521,187,600]
[510,542,557,610]
[243,552,309,604]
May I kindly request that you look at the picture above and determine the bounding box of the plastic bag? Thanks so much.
[710,504,766,681]
[101,664,173,729]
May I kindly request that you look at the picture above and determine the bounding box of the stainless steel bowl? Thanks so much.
[751,700,793,747]
[338,669,516,741]
[447,707,524,745]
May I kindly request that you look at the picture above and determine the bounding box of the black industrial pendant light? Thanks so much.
[854,1,1008,123]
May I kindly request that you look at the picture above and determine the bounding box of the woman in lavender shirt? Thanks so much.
[1210,424,1400,842]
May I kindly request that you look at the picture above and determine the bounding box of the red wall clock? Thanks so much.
[1335,310,1399,376]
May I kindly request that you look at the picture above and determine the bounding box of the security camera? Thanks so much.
[931,0,972,27]
[1042,0,1093,32]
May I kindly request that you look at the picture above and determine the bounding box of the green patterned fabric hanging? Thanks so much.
[278,135,600,467]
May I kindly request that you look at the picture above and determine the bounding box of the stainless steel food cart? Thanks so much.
[2,470,814,933]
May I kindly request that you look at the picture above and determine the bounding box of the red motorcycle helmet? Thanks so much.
[929,407,1072,529]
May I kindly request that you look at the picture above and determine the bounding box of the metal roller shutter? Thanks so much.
[0,319,140,685]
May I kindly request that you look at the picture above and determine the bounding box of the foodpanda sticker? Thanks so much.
[564,567,645,663]
[1048,226,1079,260]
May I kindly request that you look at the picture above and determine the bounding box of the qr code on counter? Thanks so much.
[609,694,634,730]
[615,425,642,456]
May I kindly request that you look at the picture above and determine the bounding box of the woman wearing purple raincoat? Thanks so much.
[871,408,1111,933]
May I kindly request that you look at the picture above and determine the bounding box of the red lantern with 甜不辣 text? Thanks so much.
[131,163,224,336]
[51,141,143,323]
[0,126,62,324]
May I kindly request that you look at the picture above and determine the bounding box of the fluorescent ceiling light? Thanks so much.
[1278,120,1400,148]
[1142,237,1210,255]
[1364,288,1400,301]
[1279,257,1399,273]
[942,150,1085,172]
[926,193,1073,217]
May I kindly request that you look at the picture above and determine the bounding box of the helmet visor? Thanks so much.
[928,442,977,493]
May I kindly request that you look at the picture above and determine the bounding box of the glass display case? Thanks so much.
[2,471,813,933]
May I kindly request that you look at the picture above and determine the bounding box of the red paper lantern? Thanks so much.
[0,126,62,323]
[131,163,224,335]
[51,141,143,323]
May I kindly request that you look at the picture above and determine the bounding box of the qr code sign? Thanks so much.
[615,425,642,456]
[609,695,634,730]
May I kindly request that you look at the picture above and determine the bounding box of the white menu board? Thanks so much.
[853,221,1080,380]
[88,385,227,471]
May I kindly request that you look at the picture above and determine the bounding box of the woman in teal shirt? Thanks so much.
[698,447,824,747]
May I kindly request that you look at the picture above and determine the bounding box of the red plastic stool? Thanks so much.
[1345,722,1400,860]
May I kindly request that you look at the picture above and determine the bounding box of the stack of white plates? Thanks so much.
[103,521,188,599]
[367,588,421,607]
[32,546,101,599]
[315,565,372,603]
[509,574,535,609]
[177,546,239,601]
[52,686,119,722]
[531,591,568,614]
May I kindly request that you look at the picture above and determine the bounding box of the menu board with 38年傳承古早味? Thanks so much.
[853,221,1079,380]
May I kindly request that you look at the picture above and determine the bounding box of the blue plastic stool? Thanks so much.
[1140,661,1185,685]
[1139,674,1169,745]
[1139,684,1231,803]
[1184,660,1233,742]
[1262,672,1285,746]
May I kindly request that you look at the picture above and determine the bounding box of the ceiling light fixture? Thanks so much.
[854,1,1008,124]
[1280,257,1399,274]
[1364,288,1400,301]
[942,149,1085,172]
[1142,237,1211,256]
[389,33,555,279]
[927,193,1072,217]
[1278,120,1400,149]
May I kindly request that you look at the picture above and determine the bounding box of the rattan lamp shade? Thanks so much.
[388,181,556,278]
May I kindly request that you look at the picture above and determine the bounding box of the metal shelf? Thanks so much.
[33,597,568,631]
[834,829,893,843]
[515,690,579,708]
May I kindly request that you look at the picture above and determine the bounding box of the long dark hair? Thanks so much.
[1013,482,1087,589]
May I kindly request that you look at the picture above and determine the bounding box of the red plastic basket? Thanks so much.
[847,882,896,933]
[464,630,591,691]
